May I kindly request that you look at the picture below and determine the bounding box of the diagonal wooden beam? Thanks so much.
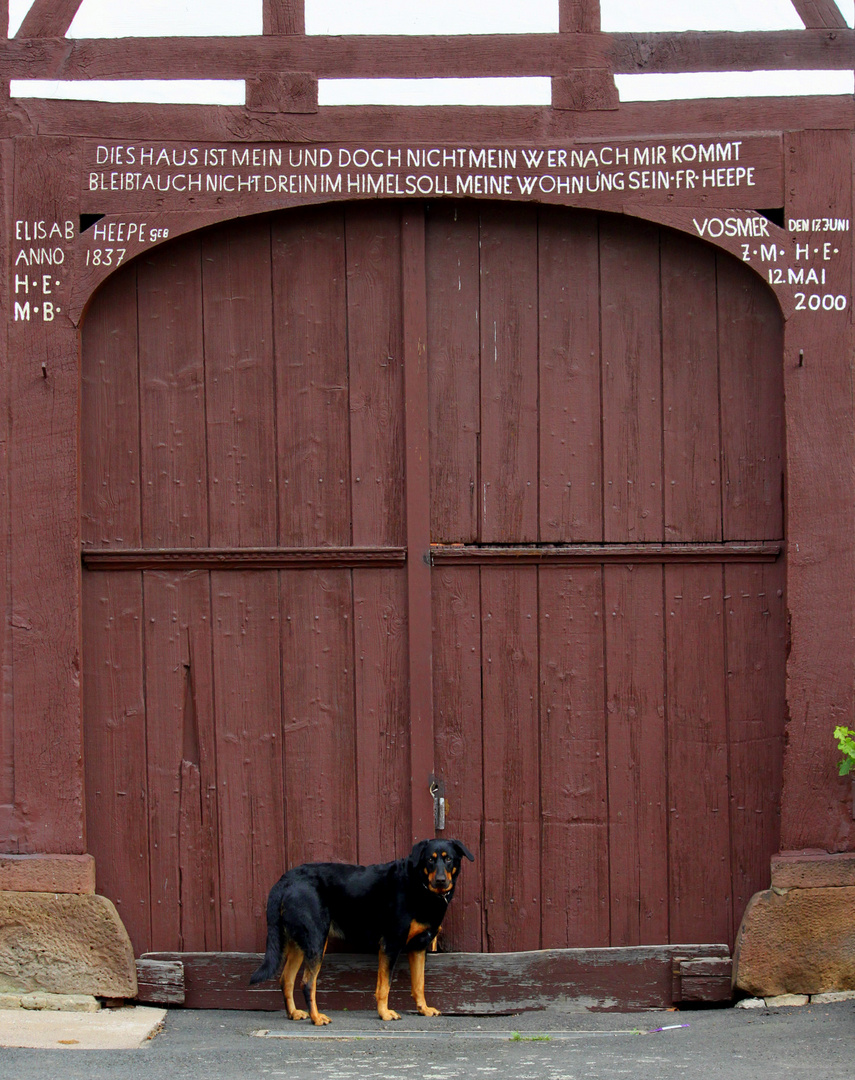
[16,0,82,38]
[263,0,304,34]
[790,0,849,28]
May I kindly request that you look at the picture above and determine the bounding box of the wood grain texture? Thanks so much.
[600,215,663,543]
[665,565,732,945]
[481,568,540,952]
[346,205,405,548]
[211,570,284,952]
[273,206,351,547]
[144,944,731,1012]
[143,571,220,953]
[718,254,785,542]
[280,569,358,866]
[82,571,149,952]
[539,568,609,947]
[604,565,669,946]
[538,208,603,541]
[725,561,786,941]
[479,205,539,543]
[16,0,80,38]
[3,30,853,78]
[202,218,277,548]
[426,202,480,543]
[8,137,82,852]
[353,568,410,865]
[81,266,141,548]
[661,230,721,543]
[780,129,855,852]
[791,1,849,29]
[263,0,305,35]
[560,1,601,34]
[432,567,484,952]
[138,234,208,548]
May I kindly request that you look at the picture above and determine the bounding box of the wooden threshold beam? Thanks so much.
[0,30,852,81]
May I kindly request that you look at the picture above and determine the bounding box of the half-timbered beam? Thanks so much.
[790,0,849,28]
[16,0,81,39]
[560,1,600,33]
[264,0,304,35]
[0,30,852,81]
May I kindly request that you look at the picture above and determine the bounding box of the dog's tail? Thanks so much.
[250,880,286,985]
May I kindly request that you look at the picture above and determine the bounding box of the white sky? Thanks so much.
[7,1,855,104]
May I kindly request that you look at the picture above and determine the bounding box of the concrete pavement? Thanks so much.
[0,999,853,1079]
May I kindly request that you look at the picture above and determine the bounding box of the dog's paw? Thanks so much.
[311,1013,332,1026]
[418,1005,441,1017]
[378,1008,401,1021]
[288,1009,310,1021]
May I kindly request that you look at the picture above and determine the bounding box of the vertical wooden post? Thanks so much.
[559,1,601,33]
[402,206,436,843]
[5,137,83,853]
[263,1,305,35]
[780,129,855,851]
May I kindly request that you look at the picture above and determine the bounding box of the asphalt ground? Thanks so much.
[1,999,854,1080]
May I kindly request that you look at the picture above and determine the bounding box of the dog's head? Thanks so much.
[409,838,474,896]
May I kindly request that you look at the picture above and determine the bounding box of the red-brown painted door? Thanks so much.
[82,201,785,957]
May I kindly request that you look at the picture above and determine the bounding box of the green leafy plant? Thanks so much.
[833,726,855,776]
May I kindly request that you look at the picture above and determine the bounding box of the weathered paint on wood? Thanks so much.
[142,945,731,1013]
[79,203,787,960]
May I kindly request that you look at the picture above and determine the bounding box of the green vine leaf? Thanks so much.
[833,726,855,777]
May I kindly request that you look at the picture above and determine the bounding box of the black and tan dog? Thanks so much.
[250,838,474,1024]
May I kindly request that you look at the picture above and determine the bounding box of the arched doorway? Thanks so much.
[81,201,785,958]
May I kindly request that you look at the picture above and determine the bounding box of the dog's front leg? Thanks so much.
[375,947,401,1021]
[408,949,440,1017]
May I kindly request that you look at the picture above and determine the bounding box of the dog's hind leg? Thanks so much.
[408,949,440,1017]
[375,948,401,1021]
[301,956,331,1026]
[281,942,310,1021]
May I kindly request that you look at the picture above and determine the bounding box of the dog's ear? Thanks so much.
[449,839,475,862]
[408,839,430,871]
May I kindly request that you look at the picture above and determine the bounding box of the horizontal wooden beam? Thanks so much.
[8,95,852,144]
[0,30,851,82]
[430,543,782,565]
[143,945,731,1012]
[82,547,406,571]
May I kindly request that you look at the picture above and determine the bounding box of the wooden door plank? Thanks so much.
[402,207,435,842]
[600,217,663,543]
[143,570,220,952]
[725,561,786,940]
[280,568,358,866]
[538,208,603,542]
[718,255,784,542]
[481,567,540,952]
[138,234,208,548]
[353,568,410,865]
[202,217,277,548]
[426,202,481,543]
[346,205,405,548]
[82,571,150,953]
[211,570,284,952]
[432,566,484,952]
[665,564,732,945]
[273,206,351,547]
[661,230,722,542]
[539,567,609,947]
[81,265,141,549]
[604,565,669,946]
[479,206,539,543]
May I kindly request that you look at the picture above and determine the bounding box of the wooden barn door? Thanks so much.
[82,201,785,960]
